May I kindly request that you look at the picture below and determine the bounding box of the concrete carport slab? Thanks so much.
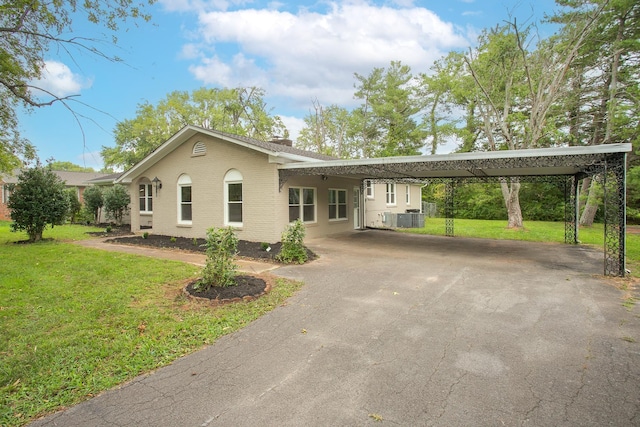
[31,230,640,426]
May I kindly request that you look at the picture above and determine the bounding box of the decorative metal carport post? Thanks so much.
[564,175,579,245]
[603,153,627,277]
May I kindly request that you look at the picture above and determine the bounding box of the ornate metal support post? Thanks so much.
[603,153,627,277]
[445,179,454,237]
[564,175,578,244]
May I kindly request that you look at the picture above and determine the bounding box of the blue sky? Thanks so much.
[18,0,560,170]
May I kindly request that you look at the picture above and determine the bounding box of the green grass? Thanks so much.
[0,222,303,426]
[400,218,640,278]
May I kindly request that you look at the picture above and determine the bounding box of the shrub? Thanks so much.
[276,219,308,264]
[103,184,130,225]
[142,232,149,239]
[8,164,69,242]
[65,188,82,223]
[261,242,271,251]
[170,236,177,243]
[105,225,112,233]
[196,227,239,290]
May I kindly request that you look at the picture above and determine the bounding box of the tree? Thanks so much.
[83,185,104,224]
[0,0,154,173]
[296,100,359,158]
[49,161,96,172]
[65,188,82,223]
[103,184,129,225]
[353,61,426,157]
[101,87,288,169]
[8,164,69,242]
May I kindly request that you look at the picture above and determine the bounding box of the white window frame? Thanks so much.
[328,188,348,221]
[405,184,411,205]
[365,180,374,199]
[386,183,396,206]
[139,183,153,213]
[224,169,243,227]
[288,186,316,224]
[177,174,192,225]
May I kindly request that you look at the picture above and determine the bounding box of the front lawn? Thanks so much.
[401,218,640,278]
[0,222,302,426]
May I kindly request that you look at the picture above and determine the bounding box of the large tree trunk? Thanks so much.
[500,178,523,228]
[580,178,599,226]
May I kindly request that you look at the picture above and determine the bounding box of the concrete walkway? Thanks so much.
[33,231,640,426]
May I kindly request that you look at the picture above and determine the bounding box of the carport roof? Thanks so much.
[279,143,632,181]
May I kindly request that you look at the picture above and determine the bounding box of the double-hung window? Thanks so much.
[328,189,347,220]
[405,184,410,205]
[289,187,316,223]
[139,183,153,213]
[225,170,243,226]
[386,183,396,206]
[178,174,192,224]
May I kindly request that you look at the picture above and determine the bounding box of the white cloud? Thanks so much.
[278,114,306,142]
[184,2,469,107]
[76,151,104,170]
[31,60,92,98]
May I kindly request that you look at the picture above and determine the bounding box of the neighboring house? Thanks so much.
[115,125,423,243]
[0,170,112,221]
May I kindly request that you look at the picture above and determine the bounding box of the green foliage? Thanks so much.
[277,219,308,264]
[7,164,69,242]
[65,188,82,223]
[101,87,288,169]
[142,232,149,239]
[48,161,96,172]
[197,227,239,290]
[0,0,154,174]
[103,184,130,225]
[627,166,640,224]
[260,242,271,251]
[170,236,177,243]
[83,186,104,224]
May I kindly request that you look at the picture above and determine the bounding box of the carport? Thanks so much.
[278,143,632,277]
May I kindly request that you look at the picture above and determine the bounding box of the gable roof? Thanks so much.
[116,125,335,184]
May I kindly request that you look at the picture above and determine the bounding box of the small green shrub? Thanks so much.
[276,219,308,264]
[105,225,112,233]
[261,242,271,251]
[142,232,149,239]
[170,236,177,243]
[195,227,239,291]
[192,237,198,246]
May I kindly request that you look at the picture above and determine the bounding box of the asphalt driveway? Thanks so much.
[32,230,640,426]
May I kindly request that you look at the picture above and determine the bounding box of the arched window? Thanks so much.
[224,169,243,226]
[177,174,192,224]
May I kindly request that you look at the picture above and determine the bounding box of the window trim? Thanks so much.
[288,186,317,224]
[177,174,192,225]
[365,180,374,199]
[386,183,396,206]
[224,169,243,227]
[139,182,153,214]
[328,188,348,221]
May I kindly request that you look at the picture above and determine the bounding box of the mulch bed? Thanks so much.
[104,233,315,262]
[184,275,271,304]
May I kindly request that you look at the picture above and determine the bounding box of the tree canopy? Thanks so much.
[101,87,288,170]
[0,0,154,172]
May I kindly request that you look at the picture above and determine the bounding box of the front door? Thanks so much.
[353,187,361,229]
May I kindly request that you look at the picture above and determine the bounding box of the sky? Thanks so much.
[18,0,561,170]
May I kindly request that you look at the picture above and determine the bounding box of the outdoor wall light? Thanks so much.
[321,175,328,181]
[152,176,162,194]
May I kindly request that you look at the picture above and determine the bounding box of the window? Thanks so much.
[405,184,410,205]
[177,174,192,224]
[139,183,153,213]
[1,185,10,204]
[328,189,347,220]
[289,187,316,223]
[386,183,396,205]
[224,169,243,226]
[365,180,374,198]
